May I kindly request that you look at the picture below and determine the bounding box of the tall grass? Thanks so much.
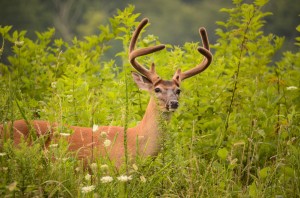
[0,1,300,197]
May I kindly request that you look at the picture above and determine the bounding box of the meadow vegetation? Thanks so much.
[0,0,299,197]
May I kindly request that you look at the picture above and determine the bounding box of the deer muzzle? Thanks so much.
[167,100,179,111]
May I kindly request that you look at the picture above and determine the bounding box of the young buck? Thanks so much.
[0,18,212,166]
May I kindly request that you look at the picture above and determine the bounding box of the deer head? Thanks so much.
[129,18,213,112]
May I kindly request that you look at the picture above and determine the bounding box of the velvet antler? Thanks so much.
[172,27,212,84]
[129,18,166,84]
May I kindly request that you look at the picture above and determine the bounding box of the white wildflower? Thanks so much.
[66,94,73,102]
[100,164,109,170]
[15,40,24,48]
[57,157,69,162]
[85,173,91,181]
[100,176,113,183]
[103,139,111,147]
[132,164,138,171]
[117,175,132,182]
[0,152,7,157]
[100,131,107,138]
[81,185,95,194]
[286,86,298,90]
[49,144,58,148]
[140,175,147,183]
[75,167,80,172]
[51,82,57,89]
[92,124,99,132]
[60,133,70,137]
[90,163,97,170]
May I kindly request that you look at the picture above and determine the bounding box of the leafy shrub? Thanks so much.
[0,1,299,197]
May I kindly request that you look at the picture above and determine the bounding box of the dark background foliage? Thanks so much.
[0,0,299,49]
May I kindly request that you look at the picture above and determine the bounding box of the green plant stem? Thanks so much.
[123,68,129,173]
[275,70,281,134]
[0,35,4,61]
[8,72,14,139]
[122,57,129,198]
[223,11,255,138]
[72,78,78,123]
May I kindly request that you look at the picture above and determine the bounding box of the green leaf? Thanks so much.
[217,148,228,160]
[259,166,271,179]
[249,182,257,197]
[254,0,269,6]
[0,25,12,35]
[282,166,294,178]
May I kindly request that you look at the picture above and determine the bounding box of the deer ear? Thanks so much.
[131,72,153,91]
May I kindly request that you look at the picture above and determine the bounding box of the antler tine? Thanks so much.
[199,27,210,51]
[173,27,212,83]
[129,18,166,84]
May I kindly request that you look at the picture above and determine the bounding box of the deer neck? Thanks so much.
[134,97,172,155]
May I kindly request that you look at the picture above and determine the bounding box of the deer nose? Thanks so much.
[169,100,179,110]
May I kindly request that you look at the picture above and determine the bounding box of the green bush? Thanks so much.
[0,1,299,197]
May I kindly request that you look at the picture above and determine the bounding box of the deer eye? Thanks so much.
[154,88,161,93]
[176,89,181,95]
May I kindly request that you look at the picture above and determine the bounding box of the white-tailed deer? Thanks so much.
[0,18,212,166]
